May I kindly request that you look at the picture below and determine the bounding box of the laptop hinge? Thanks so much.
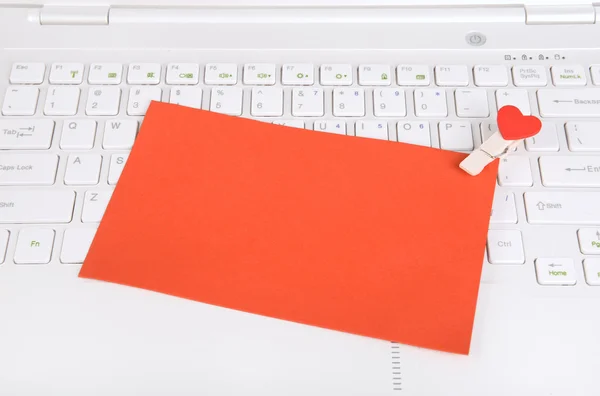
[525,4,595,25]
[40,5,109,25]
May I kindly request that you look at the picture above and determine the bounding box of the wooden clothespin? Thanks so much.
[460,106,542,176]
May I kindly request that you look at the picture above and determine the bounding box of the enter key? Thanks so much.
[539,156,600,187]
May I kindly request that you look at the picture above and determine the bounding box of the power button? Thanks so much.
[466,32,486,47]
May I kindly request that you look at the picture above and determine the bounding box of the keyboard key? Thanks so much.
[355,121,388,140]
[566,122,600,151]
[127,86,161,116]
[0,154,58,186]
[538,89,600,117]
[397,65,430,86]
[86,86,121,116]
[490,192,517,224]
[591,66,600,86]
[373,89,406,117]
[480,121,499,141]
[524,192,600,224]
[535,258,576,285]
[2,87,39,116]
[103,120,138,150]
[524,122,559,152]
[272,120,305,129]
[282,64,314,85]
[0,119,54,149]
[64,154,102,185]
[313,120,346,135]
[498,156,532,186]
[166,63,200,85]
[455,89,489,118]
[473,65,508,87]
[487,230,525,264]
[251,87,283,117]
[0,190,75,224]
[358,65,391,86]
[61,228,97,264]
[333,88,365,117]
[496,89,531,115]
[243,64,276,85]
[0,230,8,264]
[205,63,237,85]
[397,122,430,147]
[512,65,548,87]
[169,86,203,109]
[108,154,129,185]
[292,88,324,117]
[82,190,113,223]
[539,156,600,187]
[414,89,447,117]
[88,63,123,85]
[578,228,600,255]
[551,65,586,86]
[127,63,161,85]
[321,64,352,86]
[49,63,84,84]
[435,65,469,86]
[210,87,243,116]
[60,120,96,150]
[584,259,600,286]
[14,228,55,264]
[44,86,80,116]
[438,121,473,151]
[10,63,45,84]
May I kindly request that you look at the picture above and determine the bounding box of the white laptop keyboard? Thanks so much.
[1,61,599,287]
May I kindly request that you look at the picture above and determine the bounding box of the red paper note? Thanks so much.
[80,102,498,354]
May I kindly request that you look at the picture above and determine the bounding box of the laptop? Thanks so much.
[1,0,599,394]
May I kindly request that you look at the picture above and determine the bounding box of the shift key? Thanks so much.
[525,192,600,224]
[0,190,75,223]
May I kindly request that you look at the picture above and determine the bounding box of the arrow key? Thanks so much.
[535,258,576,285]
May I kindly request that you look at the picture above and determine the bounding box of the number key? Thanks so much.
[292,88,324,116]
[373,88,406,117]
[86,86,121,116]
[251,87,283,117]
[333,88,365,117]
[127,87,161,116]
[414,89,447,117]
[210,87,243,115]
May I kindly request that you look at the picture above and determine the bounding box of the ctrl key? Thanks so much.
[487,230,525,264]
[535,258,576,286]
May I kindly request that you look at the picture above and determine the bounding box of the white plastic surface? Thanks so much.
[0,4,599,396]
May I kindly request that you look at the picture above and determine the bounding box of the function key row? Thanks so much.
[9,62,600,87]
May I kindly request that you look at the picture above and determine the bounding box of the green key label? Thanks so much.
[108,72,117,78]
[549,270,568,277]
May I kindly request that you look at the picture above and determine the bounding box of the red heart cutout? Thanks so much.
[497,105,542,140]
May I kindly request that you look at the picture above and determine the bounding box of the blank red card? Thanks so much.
[79,102,498,355]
